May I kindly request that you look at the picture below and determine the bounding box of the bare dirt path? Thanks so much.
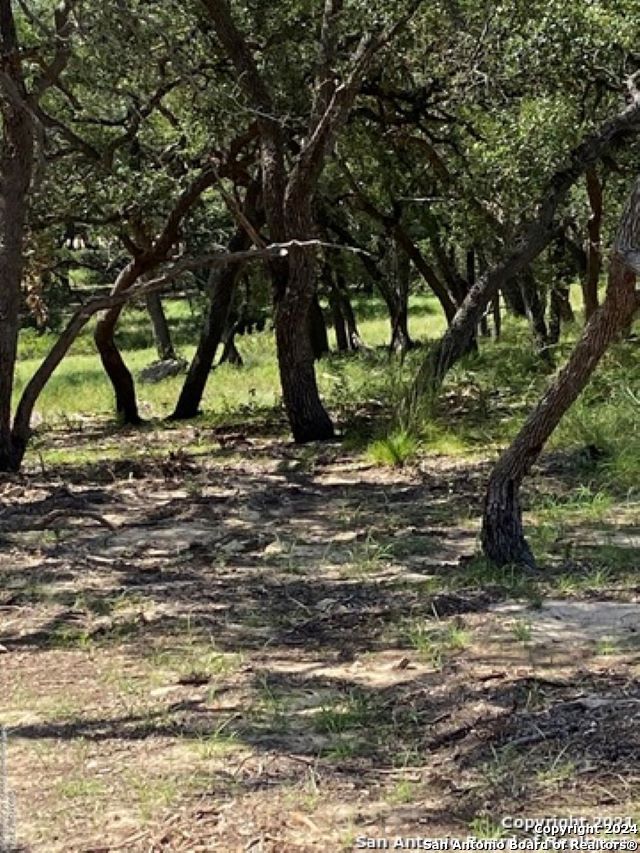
[1,427,639,851]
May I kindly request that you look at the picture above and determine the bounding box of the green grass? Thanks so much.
[405,619,471,668]
[367,428,418,467]
[14,290,640,577]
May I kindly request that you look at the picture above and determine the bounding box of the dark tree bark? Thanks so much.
[146,291,177,361]
[309,293,330,359]
[548,282,574,345]
[548,236,576,345]
[428,239,467,307]
[0,0,35,471]
[388,239,413,354]
[327,269,349,351]
[219,328,243,365]
[409,92,640,404]
[501,277,528,317]
[492,296,502,339]
[584,166,603,320]
[481,177,640,567]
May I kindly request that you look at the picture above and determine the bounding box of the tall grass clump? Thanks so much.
[367,428,418,467]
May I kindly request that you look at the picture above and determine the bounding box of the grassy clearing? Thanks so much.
[3,291,640,850]
[17,289,639,507]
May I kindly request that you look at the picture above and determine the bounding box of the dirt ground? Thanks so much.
[1,424,639,851]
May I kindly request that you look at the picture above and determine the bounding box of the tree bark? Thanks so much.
[309,293,330,359]
[584,166,603,321]
[146,291,176,361]
[219,327,243,365]
[275,212,335,441]
[492,295,502,339]
[327,268,349,351]
[0,0,35,471]
[481,177,640,567]
[94,260,145,425]
[388,239,413,354]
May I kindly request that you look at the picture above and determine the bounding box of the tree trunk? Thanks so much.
[328,282,349,351]
[501,277,528,317]
[146,291,176,361]
[274,245,334,443]
[94,265,143,425]
[219,327,243,365]
[492,295,502,339]
[389,239,413,354]
[170,222,252,420]
[0,18,35,472]
[584,166,602,321]
[94,168,218,426]
[548,281,573,345]
[482,177,640,568]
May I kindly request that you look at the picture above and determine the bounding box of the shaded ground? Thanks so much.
[1,424,639,851]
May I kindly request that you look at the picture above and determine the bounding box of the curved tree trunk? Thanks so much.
[94,261,144,425]
[482,178,640,567]
[170,221,253,420]
[219,326,243,366]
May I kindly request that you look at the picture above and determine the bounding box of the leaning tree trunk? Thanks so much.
[482,177,640,567]
[219,324,243,366]
[584,166,603,321]
[170,223,251,420]
[0,58,34,472]
[94,262,144,426]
